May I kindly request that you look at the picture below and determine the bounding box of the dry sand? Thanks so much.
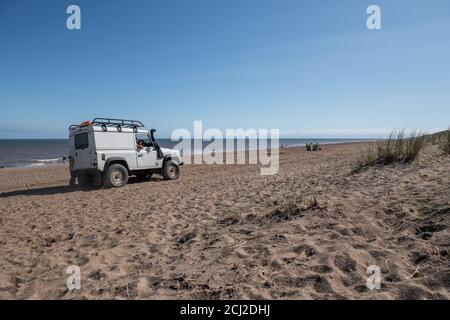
[0,142,448,299]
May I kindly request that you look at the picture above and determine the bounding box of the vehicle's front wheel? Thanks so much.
[162,160,180,180]
[105,164,129,188]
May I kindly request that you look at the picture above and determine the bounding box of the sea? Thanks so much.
[0,138,372,168]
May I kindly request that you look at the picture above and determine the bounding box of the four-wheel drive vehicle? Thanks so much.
[68,118,183,188]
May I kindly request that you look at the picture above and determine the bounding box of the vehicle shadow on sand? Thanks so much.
[0,185,96,198]
[0,177,165,198]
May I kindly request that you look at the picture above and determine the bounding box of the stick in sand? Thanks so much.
[223,234,263,253]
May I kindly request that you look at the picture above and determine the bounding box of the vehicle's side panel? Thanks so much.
[94,130,137,171]
[137,147,159,169]
[97,150,137,171]
[93,130,135,150]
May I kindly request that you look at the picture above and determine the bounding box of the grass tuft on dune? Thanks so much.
[353,130,425,172]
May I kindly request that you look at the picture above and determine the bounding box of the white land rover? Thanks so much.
[68,118,183,188]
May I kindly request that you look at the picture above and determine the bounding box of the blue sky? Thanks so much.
[0,0,449,138]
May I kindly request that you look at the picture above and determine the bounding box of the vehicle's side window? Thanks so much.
[135,133,153,148]
[75,132,89,150]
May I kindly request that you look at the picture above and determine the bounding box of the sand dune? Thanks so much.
[0,142,448,299]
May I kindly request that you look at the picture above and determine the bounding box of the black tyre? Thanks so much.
[105,164,129,188]
[69,174,76,186]
[162,160,180,180]
[77,174,92,186]
[92,173,103,187]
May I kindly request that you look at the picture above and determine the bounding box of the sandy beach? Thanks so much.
[0,142,448,299]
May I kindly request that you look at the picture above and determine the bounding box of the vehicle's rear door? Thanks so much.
[73,131,92,170]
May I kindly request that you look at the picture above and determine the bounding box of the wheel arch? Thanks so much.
[163,154,183,166]
[162,155,173,166]
[104,157,130,172]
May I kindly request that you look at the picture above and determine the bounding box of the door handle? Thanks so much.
[138,154,144,157]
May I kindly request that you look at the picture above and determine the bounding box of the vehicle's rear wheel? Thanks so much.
[69,174,76,186]
[77,174,92,186]
[105,164,129,188]
[162,160,180,180]
[92,172,102,187]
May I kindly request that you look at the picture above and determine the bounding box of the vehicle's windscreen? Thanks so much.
[75,132,89,150]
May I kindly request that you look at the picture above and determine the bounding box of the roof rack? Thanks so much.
[92,118,145,128]
[69,118,146,132]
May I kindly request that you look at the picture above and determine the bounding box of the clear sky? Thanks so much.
[1,0,449,138]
